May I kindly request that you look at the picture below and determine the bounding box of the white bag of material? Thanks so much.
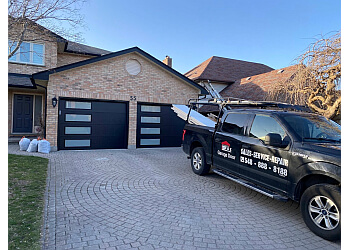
[27,139,39,152]
[38,140,50,154]
[19,137,31,151]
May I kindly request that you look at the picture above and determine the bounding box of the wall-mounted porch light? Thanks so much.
[52,96,57,108]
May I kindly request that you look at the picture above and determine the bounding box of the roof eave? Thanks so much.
[32,47,208,95]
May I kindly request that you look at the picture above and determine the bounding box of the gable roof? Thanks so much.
[8,15,66,42]
[220,65,299,101]
[185,56,274,83]
[33,47,208,94]
[9,16,110,57]
[8,73,36,89]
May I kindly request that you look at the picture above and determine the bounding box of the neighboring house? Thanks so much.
[184,56,274,93]
[220,65,299,101]
[8,21,207,150]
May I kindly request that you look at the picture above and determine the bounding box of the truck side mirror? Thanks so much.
[265,133,282,147]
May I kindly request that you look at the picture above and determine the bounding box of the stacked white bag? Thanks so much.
[27,139,39,152]
[19,137,31,151]
[38,139,50,154]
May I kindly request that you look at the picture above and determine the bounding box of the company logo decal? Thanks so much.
[217,141,236,160]
[221,141,231,153]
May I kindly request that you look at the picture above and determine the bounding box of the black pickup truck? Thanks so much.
[182,100,341,241]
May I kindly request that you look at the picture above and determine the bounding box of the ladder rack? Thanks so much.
[189,97,312,113]
[199,80,224,101]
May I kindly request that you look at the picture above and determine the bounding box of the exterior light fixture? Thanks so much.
[52,96,58,108]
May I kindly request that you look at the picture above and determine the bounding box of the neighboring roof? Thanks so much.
[8,73,36,89]
[64,41,111,56]
[33,47,208,94]
[185,56,274,83]
[220,65,299,101]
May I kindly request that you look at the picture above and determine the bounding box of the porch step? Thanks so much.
[212,168,289,202]
[8,136,37,143]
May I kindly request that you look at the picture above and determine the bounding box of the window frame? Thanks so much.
[8,40,45,66]
[247,113,292,149]
[219,112,251,136]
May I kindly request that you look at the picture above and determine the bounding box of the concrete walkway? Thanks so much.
[8,144,340,249]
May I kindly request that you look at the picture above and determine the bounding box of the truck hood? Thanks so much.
[309,142,341,155]
[305,142,341,166]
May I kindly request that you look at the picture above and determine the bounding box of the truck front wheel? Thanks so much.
[300,184,341,241]
[191,147,210,176]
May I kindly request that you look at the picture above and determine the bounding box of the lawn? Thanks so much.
[8,154,49,250]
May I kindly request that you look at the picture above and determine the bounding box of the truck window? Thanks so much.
[221,113,250,135]
[249,115,290,147]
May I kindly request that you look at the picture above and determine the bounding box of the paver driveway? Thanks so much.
[8,144,340,249]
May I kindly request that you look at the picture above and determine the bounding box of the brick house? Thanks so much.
[8,22,207,150]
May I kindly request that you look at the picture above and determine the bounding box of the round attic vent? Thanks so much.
[125,59,141,75]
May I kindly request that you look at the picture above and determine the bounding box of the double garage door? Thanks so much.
[58,98,185,150]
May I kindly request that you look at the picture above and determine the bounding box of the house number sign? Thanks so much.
[130,96,137,101]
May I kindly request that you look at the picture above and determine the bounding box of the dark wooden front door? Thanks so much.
[13,94,33,133]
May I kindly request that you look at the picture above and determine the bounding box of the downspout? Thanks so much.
[32,81,47,139]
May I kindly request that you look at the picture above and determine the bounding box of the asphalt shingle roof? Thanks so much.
[220,65,299,101]
[185,56,274,83]
[65,41,111,56]
[8,73,35,88]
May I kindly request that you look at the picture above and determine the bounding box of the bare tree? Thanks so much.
[267,32,341,121]
[8,0,87,58]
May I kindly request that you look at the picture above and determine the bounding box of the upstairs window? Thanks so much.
[8,41,45,66]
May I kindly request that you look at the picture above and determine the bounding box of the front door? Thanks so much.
[13,94,33,133]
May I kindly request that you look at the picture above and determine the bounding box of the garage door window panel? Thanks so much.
[65,127,91,135]
[141,117,160,123]
[140,139,160,146]
[65,139,91,147]
[66,101,91,109]
[65,114,91,122]
[141,105,161,112]
[141,128,160,134]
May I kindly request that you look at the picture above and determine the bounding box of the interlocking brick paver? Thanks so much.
[8,144,341,249]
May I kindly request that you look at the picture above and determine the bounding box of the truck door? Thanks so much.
[213,112,251,174]
[239,114,291,193]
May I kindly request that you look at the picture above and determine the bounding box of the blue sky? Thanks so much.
[77,0,341,74]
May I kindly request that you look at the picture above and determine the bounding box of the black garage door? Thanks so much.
[58,98,128,150]
[136,103,186,148]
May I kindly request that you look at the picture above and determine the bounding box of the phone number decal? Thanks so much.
[240,148,288,177]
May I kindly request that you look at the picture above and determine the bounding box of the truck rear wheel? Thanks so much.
[191,147,210,176]
[300,184,341,241]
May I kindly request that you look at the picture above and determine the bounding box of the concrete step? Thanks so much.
[8,136,38,143]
